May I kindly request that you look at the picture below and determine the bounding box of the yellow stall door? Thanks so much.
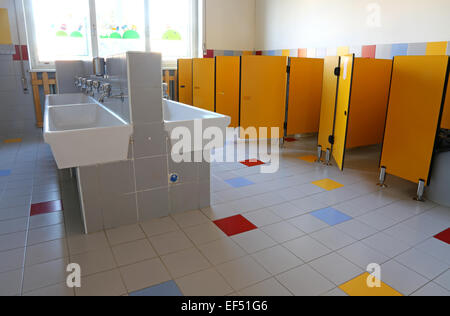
[178,59,193,105]
[0,8,13,45]
[287,58,324,135]
[216,56,240,128]
[193,58,215,112]
[240,56,288,139]
[346,58,392,149]
[318,56,340,152]
[381,56,449,185]
[442,81,450,130]
[333,54,355,171]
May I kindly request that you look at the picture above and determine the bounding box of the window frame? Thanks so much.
[23,0,200,70]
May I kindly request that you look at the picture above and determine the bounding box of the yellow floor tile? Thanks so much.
[312,179,344,191]
[298,155,319,163]
[339,273,403,297]
[3,138,22,144]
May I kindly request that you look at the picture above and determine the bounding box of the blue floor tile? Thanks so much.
[0,170,11,177]
[225,177,255,188]
[311,208,353,226]
[129,281,183,297]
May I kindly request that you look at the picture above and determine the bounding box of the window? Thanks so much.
[95,0,146,57]
[149,0,194,61]
[25,0,92,66]
[24,0,199,69]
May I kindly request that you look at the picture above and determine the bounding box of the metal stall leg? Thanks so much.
[324,148,332,166]
[414,180,426,202]
[316,146,322,162]
[377,166,388,188]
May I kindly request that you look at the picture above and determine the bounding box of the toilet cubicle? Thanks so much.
[379,55,450,200]
[192,58,215,112]
[317,54,392,170]
[215,56,241,128]
[177,59,193,105]
[286,58,324,136]
[239,56,288,139]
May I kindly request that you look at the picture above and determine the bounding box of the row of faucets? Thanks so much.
[74,77,127,103]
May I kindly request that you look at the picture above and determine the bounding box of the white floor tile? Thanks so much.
[0,217,28,235]
[25,239,68,266]
[198,238,246,265]
[172,210,210,228]
[412,282,449,296]
[334,219,378,240]
[176,268,233,296]
[434,270,450,291]
[289,214,328,234]
[309,253,363,285]
[338,242,390,269]
[357,210,399,231]
[380,260,429,296]
[261,221,305,243]
[0,248,24,273]
[162,248,211,279]
[395,248,448,280]
[23,282,74,296]
[106,224,146,246]
[0,231,26,252]
[67,232,109,256]
[183,222,226,245]
[112,239,157,267]
[239,278,292,296]
[29,212,64,230]
[149,231,194,256]
[76,269,127,296]
[0,269,22,296]
[70,248,116,277]
[383,224,429,247]
[120,258,171,293]
[276,265,335,296]
[140,216,179,237]
[27,224,65,246]
[23,258,68,293]
[323,287,349,296]
[362,232,411,258]
[252,245,303,275]
[310,227,356,251]
[415,238,450,265]
[268,202,310,220]
[232,229,277,254]
[283,236,332,263]
[244,209,283,227]
[290,196,328,214]
[216,256,271,291]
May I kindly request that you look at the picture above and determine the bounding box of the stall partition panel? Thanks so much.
[380,56,449,184]
[345,58,392,149]
[240,56,288,139]
[193,58,215,112]
[286,58,324,135]
[177,59,193,105]
[318,56,340,153]
[442,82,450,129]
[333,55,355,171]
[215,56,241,128]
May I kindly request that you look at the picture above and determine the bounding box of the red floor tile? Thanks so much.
[284,137,298,142]
[240,159,265,168]
[214,215,258,237]
[30,200,63,217]
[434,228,450,244]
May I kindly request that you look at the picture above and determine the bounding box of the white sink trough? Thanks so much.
[44,100,132,169]
[163,99,231,152]
[46,93,94,107]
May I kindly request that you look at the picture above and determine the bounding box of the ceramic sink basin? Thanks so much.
[163,99,231,152]
[44,100,132,169]
[46,93,94,106]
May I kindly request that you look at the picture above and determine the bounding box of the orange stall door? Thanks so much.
[216,56,241,128]
[193,58,215,112]
[177,59,193,105]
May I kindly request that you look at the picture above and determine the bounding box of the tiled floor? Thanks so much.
[0,134,449,296]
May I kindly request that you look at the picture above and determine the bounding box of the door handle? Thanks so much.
[217,91,225,95]
[180,85,186,88]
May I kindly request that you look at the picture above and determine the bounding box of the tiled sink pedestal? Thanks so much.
[54,52,213,233]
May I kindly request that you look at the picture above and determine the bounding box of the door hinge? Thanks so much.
[334,67,341,76]
[286,65,291,74]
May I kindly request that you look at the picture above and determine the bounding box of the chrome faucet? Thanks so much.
[86,80,94,96]
[98,83,112,103]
